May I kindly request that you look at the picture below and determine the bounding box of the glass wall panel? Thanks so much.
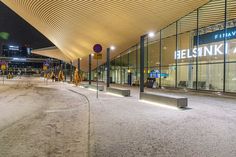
[161,23,176,87]
[148,41,160,68]
[114,56,122,84]
[198,63,223,90]
[226,0,236,92]
[136,44,141,84]
[121,53,129,84]
[177,11,197,88]
[148,33,160,86]
[128,46,137,84]
[198,0,225,91]
[101,65,105,82]
[226,63,236,92]
[110,60,116,83]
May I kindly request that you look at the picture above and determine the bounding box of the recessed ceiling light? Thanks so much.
[110,46,116,50]
[148,32,155,38]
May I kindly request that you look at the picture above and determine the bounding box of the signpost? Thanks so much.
[94,53,102,60]
[93,44,103,98]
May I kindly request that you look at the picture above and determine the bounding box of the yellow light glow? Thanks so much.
[110,46,116,50]
[139,100,179,110]
[88,88,97,92]
[148,32,155,38]
[106,92,124,97]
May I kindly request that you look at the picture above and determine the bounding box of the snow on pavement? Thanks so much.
[0,78,89,157]
[0,77,236,157]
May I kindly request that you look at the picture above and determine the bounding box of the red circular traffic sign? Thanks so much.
[93,44,102,53]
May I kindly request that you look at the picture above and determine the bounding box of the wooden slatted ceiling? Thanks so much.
[2,0,209,71]
[33,47,71,63]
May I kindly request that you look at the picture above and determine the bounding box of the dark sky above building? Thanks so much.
[0,1,54,49]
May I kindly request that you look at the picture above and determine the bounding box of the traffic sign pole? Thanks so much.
[96,58,98,98]
[93,44,103,99]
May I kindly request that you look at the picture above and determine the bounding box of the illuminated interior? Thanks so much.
[90,0,236,93]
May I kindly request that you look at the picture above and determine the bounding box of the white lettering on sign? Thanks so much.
[214,44,223,55]
[174,43,236,60]
[214,31,236,40]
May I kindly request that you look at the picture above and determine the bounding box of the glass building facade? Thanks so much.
[91,0,236,93]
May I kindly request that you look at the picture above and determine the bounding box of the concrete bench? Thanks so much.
[89,84,104,91]
[80,83,89,88]
[140,92,188,108]
[107,87,130,97]
[81,83,104,91]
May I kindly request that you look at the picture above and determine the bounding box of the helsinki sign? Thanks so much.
[175,43,236,60]
[175,26,236,60]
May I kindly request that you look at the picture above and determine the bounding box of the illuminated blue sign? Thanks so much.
[194,27,236,45]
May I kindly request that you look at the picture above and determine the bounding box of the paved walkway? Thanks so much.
[0,78,236,157]
[74,81,236,157]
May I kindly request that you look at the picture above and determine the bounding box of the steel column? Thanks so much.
[89,54,92,85]
[64,62,67,81]
[106,48,111,87]
[159,30,162,88]
[70,61,73,82]
[175,21,178,88]
[196,8,199,90]
[223,0,227,92]
[78,58,81,75]
[136,44,138,79]
[140,35,145,93]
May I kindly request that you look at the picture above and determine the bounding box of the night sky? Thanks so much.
[0,1,54,50]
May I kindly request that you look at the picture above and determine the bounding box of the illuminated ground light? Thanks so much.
[139,100,179,110]
[88,88,97,92]
[106,92,124,97]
